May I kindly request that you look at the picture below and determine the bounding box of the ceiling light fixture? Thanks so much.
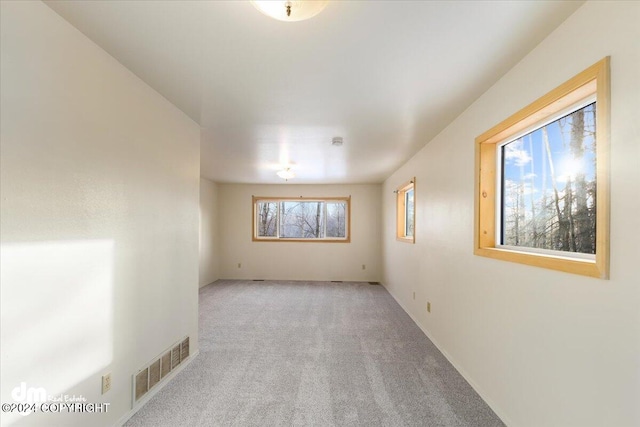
[332,136,343,146]
[250,1,329,22]
[277,168,295,181]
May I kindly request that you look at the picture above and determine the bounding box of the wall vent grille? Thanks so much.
[134,369,148,401]
[148,360,161,389]
[160,352,171,379]
[180,337,189,361]
[171,345,181,369]
[133,336,190,403]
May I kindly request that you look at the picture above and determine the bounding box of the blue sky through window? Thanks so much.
[501,102,596,253]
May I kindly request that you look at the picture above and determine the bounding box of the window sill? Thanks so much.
[474,246,606,279]
[253,237,350,243]
[396,237,415,244]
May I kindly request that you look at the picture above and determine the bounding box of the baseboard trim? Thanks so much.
[116,349,200,426]
[380,283,513,427]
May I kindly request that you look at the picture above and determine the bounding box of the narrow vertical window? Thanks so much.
[396,179,415,243]
[326,201,347,238]
[405,187,415,238]
[256,201,277,237]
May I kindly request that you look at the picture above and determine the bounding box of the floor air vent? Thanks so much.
[133,337,190,403]
[368,282,381,285]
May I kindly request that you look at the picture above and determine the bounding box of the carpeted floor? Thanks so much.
[125,280,504,426]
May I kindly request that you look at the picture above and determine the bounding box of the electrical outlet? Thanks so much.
[102,373,111,394]
[362,264,366,270]
[427,302,431,313]
[237,263,241,269]
[412,292,415,300]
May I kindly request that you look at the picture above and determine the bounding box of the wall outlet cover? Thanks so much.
[101,373,111,394]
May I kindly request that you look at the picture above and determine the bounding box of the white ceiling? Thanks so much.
[45,0,583,184]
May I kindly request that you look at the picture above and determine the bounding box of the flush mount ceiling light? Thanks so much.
[277,168,295,181]
[251,1,329,22]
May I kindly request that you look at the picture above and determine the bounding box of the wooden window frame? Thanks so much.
[252,196,351,243]
[474,57,610,279]
[396,178,415,243]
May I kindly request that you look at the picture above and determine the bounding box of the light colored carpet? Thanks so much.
[125,280,504,426]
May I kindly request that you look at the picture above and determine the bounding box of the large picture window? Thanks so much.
[500,100,596,255]
[474,57,609,278]
[253,197,350,242]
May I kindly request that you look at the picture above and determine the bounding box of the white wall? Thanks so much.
[0,2,200,426]
[219,184,382,282]
[199,178,220,287]
[382,2,640,426]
